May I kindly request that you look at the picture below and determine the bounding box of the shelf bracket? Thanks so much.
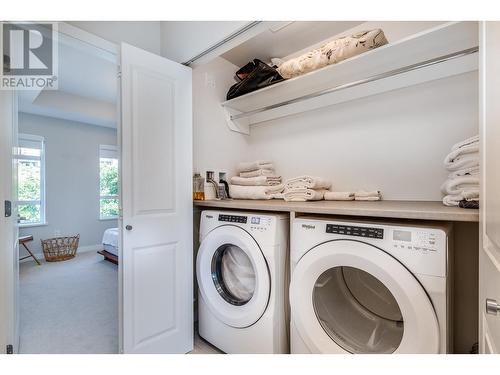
[222,105,250,135]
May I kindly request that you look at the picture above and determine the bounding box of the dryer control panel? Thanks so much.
[218,214,247,223]
[326,224,384,239]
[391,229,438,252]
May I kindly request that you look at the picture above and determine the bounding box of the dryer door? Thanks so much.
[197,225,271,328]
[291,240,440,354]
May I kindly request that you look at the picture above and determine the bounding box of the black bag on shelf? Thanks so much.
[226,59,284,100]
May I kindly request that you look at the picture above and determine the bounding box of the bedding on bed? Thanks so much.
[102,227,119,256]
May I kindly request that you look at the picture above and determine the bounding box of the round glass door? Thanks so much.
[211,244,256,306]
[312,266,404,354]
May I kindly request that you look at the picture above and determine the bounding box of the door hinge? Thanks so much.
[6,344,13,354]
[4,200,11,217]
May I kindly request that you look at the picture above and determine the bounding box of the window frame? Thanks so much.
[17,133,46,227]
[99,144,119,220]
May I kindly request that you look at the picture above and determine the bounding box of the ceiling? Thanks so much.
[19,31,118,128]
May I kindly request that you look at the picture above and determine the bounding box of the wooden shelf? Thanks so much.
[193,199,479,222]
[221,21,478,134]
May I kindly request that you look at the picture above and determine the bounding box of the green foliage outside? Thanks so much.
[18,160,41,224]
[100,158,119,218]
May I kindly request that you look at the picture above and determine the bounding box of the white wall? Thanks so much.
[193,58,479,201]
[68,21,161,54]
[18,113,118,257]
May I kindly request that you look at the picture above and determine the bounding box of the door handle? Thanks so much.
[486,298,500,315]
[125,225,133,231]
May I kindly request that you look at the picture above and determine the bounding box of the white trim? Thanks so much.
[57,22,118,57]
[18,222,48,229]
[19,244,104,264]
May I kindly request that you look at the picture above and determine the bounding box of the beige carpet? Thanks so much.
[19,251,118,354]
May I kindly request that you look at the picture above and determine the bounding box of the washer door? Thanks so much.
[197,225,270,328]
[290,240,440,354]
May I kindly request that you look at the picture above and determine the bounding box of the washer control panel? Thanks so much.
[249,216,272,232]
[391,229,438,253]
[326,224,384,239]
[218,214,247,224]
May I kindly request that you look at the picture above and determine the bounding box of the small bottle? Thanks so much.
[193,173,205,200]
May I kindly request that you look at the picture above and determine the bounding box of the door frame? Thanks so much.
[0,21,122,353]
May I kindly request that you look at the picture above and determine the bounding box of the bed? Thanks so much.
[98,227,119,264]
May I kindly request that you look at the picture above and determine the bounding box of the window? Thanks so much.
[99,145,118,219]
[17,134,45,226]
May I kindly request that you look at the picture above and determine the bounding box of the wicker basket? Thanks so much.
[41,234,80,262]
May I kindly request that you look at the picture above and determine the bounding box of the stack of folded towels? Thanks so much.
[281,176,332,202]
[441,135,479,208]
[229,160,284,200]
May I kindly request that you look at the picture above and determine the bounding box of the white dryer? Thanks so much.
[197,210,289,353]
[290,217,452,354]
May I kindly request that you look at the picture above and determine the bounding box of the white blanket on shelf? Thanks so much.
[451,135,479,151]
[239,169,275,178]
[324,191,355,201]
[229,184,284,200]
[285,176,332,190]
[441,176,479,196]
[230,175,281,186]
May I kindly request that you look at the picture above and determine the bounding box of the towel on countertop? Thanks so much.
[282,188,327,202]
[285,176,332,190]
[229,184,284,200]
[443,192,479,207]
[236,160,273,173]
[441,175,480,196]
[354,190,382,201]
[230,175,282,186]
[239,169,275,178]
[324,191,355,201]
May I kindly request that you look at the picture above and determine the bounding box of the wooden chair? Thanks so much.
[19,235,41,265]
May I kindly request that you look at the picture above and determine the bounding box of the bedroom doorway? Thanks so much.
[15,24,120,354]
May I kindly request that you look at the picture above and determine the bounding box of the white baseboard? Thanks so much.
[19,244,102,263]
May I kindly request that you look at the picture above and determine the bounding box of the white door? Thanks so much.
[479,21,500,353]
[120,43,193,354]
[0,89,19,354]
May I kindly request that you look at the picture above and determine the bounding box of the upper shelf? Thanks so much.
[221,21,479,134]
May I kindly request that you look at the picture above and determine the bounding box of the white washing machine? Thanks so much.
[290,216,452,354]
[197,210,289,353]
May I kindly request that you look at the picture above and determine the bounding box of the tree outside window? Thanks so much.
[99,145,118,219]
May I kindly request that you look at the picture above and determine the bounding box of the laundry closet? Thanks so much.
[183,21,481,354]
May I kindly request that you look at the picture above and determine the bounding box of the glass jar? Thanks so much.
[193,172,205,200]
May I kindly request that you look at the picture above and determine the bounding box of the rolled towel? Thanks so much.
[240,169,275,178]
[285,175,332,190]
[451,135,479,151]
[237,160,273,173]
[324,191,355,201]
[441,176,479,196]
[230,175,282,186]
[445,153,479,171]
[448,165,479,179]
[444,145,479,168]
[283,188,327,202]
[229,184,284,200]
[355,190,382,201]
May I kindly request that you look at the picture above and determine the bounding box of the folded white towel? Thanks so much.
[444,144,479,167]
[239,169,275,178]
[230,175,281,186]
[355,190,382,198]
[445,153,479,172]
[229,184,284,200]
[236,160,273,173]
[355,196,382,201]
[285,176,332,190]
[441,176,479,196]
[324,191,355,201]
[283,188,327,202]
[448,165,479,179]
[451,135,479,151]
